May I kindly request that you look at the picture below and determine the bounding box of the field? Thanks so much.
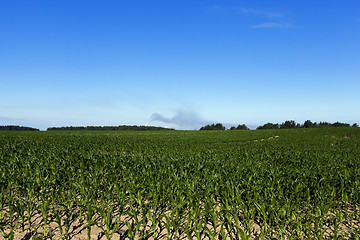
[1,128,360,239]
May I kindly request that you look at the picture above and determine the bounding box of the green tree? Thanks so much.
[332,122,350,127]
[200,123,225,130]
[303,120,315,128]
[319,121,331,127]
[236,124,249,130]
[257,123,279,130]
[280,120,297,129]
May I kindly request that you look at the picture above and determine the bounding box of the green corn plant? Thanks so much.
[25,196,36,234]
[40,199,51,237]
[254,201,269,239]
[62,200,76,240]
[206,206,218,240]
[53,206,64,239]
[183,209,195,239]
[97,204,123,240]
[219,223,227,239]
[194,217,204,240]
[124,219,136,240]
[148,209,161,239]
[12,196,26,232]
[86,204,95,240]
[163,214,172,239]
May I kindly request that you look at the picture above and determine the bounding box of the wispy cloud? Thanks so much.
[250,22,296,29]
[208,5,295,29]
[236,8,283,19]
[209,6,282,19]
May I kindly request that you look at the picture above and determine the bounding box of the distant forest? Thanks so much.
[0,125,40,131]
[256,120,358,130]
[200,120,358,130]
[1,120,358,131]
[46,125,175,131]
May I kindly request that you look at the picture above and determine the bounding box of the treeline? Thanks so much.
[46,125,175,131]
[199,120,358,131]
[0,125,40,131]
[257,120,358,130]
[200,123,250,131]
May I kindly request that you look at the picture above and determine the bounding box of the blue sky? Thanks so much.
[1,0,359,130]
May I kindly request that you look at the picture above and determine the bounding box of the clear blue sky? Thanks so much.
[1,0,359,130]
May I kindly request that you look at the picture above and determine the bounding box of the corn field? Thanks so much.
[1,128,359,239]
